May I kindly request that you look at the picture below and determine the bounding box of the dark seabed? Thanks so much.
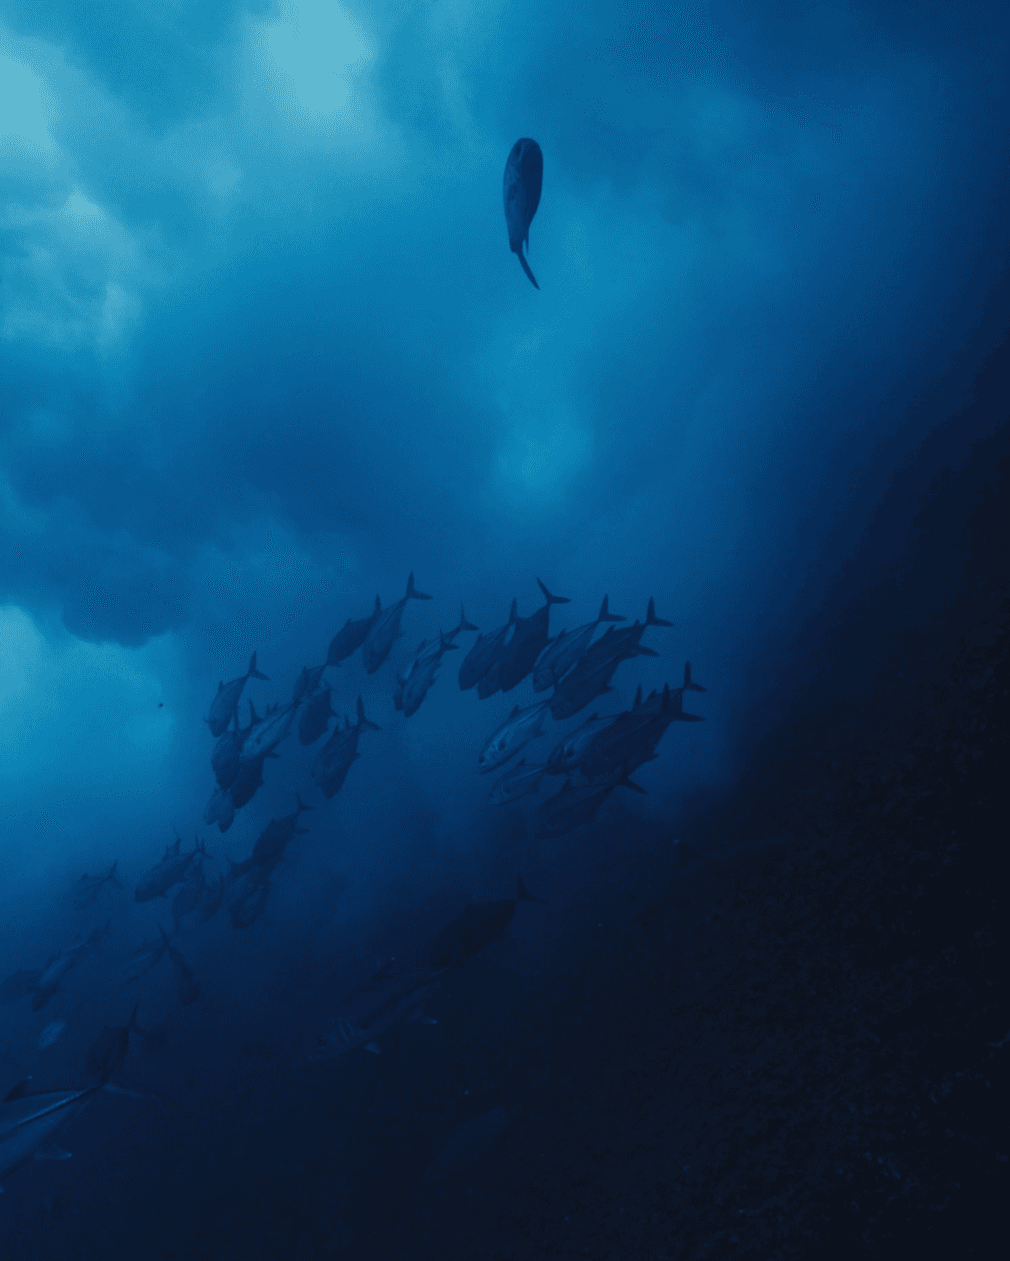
[1,2,1007,1258]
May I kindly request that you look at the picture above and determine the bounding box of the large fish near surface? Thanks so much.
[362,573,432,675]
[477,701,551,773]
[495,579,570,694]
[459,599,517,691]
[309,965,447,1062]
[489,758,547,806]
[135,834,209,903]
[0,1080,103,1191]
[72,861,123,909]
[326,596,380,667]
[503,138,544,289]
[532,596,626,692]
[210,702,261,791]
[398,631,458,718]
[534,770,645,839]
[311,696,380,799]
[159,928,200,1005]
[579,670,706,781]
[430,877,546,967]
[238,700,299,765]
[298,686,336,745]
[205,652,269,738]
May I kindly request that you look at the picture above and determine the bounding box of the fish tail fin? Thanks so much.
[684,661,707,693]
[406,572,433,600]
[356,696,381,731]
[598,595,626,623]
[295,792,314,814]
[636,645,660,657]
[109,861,123,889]
[457,604,479,633]
[536,578,570,606]
[645,598,673,628]
[248,651,270,682]
[508,598,518,623]
[517,875,548,905]
[517,250,540,290]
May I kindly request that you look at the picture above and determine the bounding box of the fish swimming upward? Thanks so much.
[503,138,543,289]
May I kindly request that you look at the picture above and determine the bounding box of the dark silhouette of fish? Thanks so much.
[503,138,543,289]
[298,686,335,745]
[459,600,517,691]
[430,877,546,966]
[496,578,569,693]
[326,597,380,666]
[310,696,380,799]
[205,652,269,738]
[73,861,123,910]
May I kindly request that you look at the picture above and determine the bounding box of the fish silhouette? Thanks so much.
[503,138,543,289]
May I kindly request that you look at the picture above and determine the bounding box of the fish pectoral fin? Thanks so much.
[35,1143,72,1161]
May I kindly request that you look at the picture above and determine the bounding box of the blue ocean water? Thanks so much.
[0,3,1007,1256]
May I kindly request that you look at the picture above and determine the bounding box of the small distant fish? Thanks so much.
[39,1022,67,1051]
[73,862,123,910]
[430,877,546,967]
[503,137,544,289]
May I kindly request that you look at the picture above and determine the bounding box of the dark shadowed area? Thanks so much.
[0,1,1007,1256]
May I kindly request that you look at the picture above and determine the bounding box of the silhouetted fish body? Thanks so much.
[401,632,457,717]
[239,701,298,764]
[548,652,622,721]
[477,661,502,699]
[489,758,546,805]
[545,712,617,775]
[0,1084,101,1189]
[228,873,270,930]
[534,773,644,839]
[310,697,380,799]
[204,785,236,833]
[251,794,313,871]
[73,861,123,909]
[309,967,447,1062]
[503,138,543,289]
[430,877,545,966]
[579,597,672,675]
[135,836,208,902]
[478,701,550,773]
[194,874,225,924]
[292,663,326,704]
[362,573,432,674]
[327,597,380,666]
[206,652,269,737]
[580,675,705,780]
[299,687,335,745]
[532,596,626,692]
[229,754,270,811]
[496,579,569,693]
[459,600,517,691]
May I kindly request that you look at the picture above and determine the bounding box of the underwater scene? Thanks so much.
[1,2,1007,1257]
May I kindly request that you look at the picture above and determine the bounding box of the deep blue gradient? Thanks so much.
[0,2,1007,1253]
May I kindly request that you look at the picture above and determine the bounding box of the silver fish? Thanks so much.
[362,573,432,675]
[477,701,550,773]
